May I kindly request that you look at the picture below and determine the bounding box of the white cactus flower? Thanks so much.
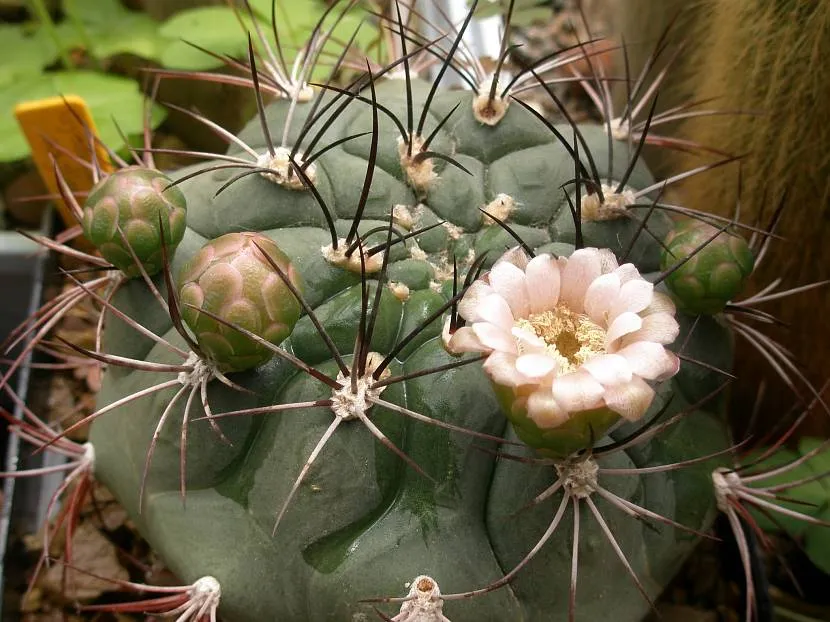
[443,247,680,443]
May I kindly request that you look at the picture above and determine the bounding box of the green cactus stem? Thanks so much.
[80,2,745,620]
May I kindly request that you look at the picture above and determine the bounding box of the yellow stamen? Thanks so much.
[516,305,605,373]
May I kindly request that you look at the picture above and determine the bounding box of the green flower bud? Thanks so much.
[178,233,303,372]
[661,219,755,314]
[82,167,187,278]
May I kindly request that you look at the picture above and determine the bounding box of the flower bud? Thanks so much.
[178,233,303,372]
[82,167,187,278]
[661,219,755,314]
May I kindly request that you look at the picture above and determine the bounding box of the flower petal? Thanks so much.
[559,248,603,312]
[603,376,655,420]
[606,311,643,348]
[483,351,530,387]
[583,272,620,325]
[472,322,516,353]
[581,354,633,386]
[477,293,515,331]
[618,342,680,380]
[527,390,568,428]
[621,312,680,347]
[550,370,605,412]
[609,279,654,320]
[614,263,642,284]
[443,320,487,354]
[489,260,530,318]
[500,245,530,271]
[515,353,558,379]
[525,254,561,313]
[458,280,494,322]
[597,248,620,274]
[511,326,547,354]
[642,291,676,316]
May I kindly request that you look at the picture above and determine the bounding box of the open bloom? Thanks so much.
[443,247,680,451]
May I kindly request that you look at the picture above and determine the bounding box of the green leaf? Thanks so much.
[804,504,830,574]
[798,437,830,574]
[158,6,259,70]
[0,71,167,163]
[744,448,827,537]
[474,0,548,21]
[799,437,830,492]
[88,14,169,61]
[510,7,555,28]
[0,25,58,86]
[247,0,321,31]
[308,12,379,81]
[63,0,129,23]
[63,0,171,62]
[51,21,94,55]
[157,1,379,74]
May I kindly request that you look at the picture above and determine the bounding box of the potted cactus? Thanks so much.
[3,1,829,621]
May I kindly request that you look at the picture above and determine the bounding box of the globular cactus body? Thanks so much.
[88,73,731,622]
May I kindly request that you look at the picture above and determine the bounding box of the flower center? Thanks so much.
[516,305,605,373]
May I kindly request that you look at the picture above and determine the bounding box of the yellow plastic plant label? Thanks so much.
[14,95,113,232]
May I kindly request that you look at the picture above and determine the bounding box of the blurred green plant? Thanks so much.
[746,437,830,574]
[0,0,380,162]
[0,0,168,162]
[0,70,167,163]
[158,0,381,72]
[474,0,556,27]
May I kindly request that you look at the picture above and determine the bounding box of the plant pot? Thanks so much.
[0,209,61,620]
